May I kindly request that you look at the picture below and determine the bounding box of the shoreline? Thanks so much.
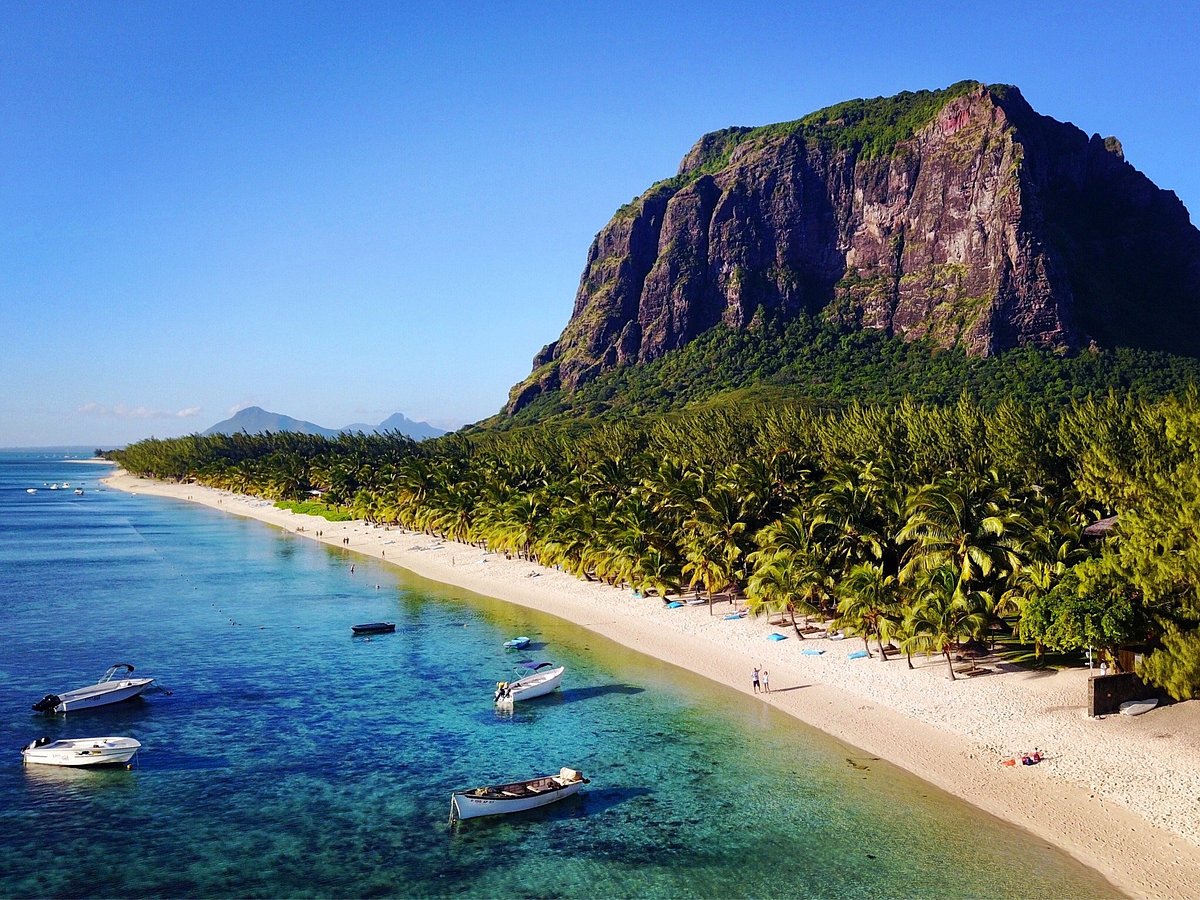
[105,470,1200,898]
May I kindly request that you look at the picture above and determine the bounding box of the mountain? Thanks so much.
[203,407,337,437]
[375,412,444,441]
[203,407,446,440]
[506,81,1200,414]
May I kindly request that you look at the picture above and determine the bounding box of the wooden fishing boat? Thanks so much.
[449,767,588,821]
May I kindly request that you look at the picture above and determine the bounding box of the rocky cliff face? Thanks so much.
[508,81,1200,412]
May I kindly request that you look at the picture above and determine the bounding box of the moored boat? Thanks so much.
[22,736,141,767]
[503,636,531,649]
[32,664,155,714]
[351,622,396,635]
[449,767,588,821]
[494,661,564,704]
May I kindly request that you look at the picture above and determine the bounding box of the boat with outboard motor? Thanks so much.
[494,661,564,705]
[21,736,141,767]
[449,767,588,821]
[32,664,155,714]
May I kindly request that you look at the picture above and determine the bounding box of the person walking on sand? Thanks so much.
[762,670,770,693]
[752,667,760,693]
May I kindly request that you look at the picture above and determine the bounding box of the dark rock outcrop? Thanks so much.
[508,81,1200,412]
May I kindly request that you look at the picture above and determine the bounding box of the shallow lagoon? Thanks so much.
[0,453,1117,898]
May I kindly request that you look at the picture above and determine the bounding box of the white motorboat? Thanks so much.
[32,664,155,714]
[22,736,141,767]
[494,662,564,705]
[26,488,37,494]
[449,767,588,821]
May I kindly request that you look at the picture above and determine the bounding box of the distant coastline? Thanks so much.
[105,470,1200,899]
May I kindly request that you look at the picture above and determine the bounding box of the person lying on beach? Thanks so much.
[1002,748,1044,766]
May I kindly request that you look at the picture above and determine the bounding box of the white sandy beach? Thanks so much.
[105,470,1200,899]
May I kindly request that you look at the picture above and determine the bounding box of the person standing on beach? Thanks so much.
[752,667,760,693]
[762,670,770,693]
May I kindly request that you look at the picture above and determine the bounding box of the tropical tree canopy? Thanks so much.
[109,390,1200,697]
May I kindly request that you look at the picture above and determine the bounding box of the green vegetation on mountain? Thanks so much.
[768,79,983,159]
[111,389,1200,700]
[626,80,984,211]
[486,314,1200,430]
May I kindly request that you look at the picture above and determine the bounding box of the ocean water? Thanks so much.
[0,451,1117,899]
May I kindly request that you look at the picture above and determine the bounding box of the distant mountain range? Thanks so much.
[203,407,445,441]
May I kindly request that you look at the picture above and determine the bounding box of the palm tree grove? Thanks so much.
[110,390,1200,700]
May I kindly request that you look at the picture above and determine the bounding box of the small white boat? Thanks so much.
[49,483,59,490]
[74,488,84,495]
[1119,698,1158,716]
[32,664,155,714]
[494,662,564,705]
[449,767,588,821]
[22,736,141,767]
[26,488,37,494]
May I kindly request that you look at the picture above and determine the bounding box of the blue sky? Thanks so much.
[2,1,1198,446]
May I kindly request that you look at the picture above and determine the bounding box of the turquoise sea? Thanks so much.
[0,451,1117,898]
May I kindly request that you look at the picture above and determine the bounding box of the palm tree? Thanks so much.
[747,512,835,629]
[812,459,902,574]
[996,491,1088,657]
[746,552,830,637]
[835,563,901,658]
[901,566,991,680]
[478,491,547,561]
[631,547,683,600]
[897,472,1027,597]
[682,484,754,599]
[682,544,734,602]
